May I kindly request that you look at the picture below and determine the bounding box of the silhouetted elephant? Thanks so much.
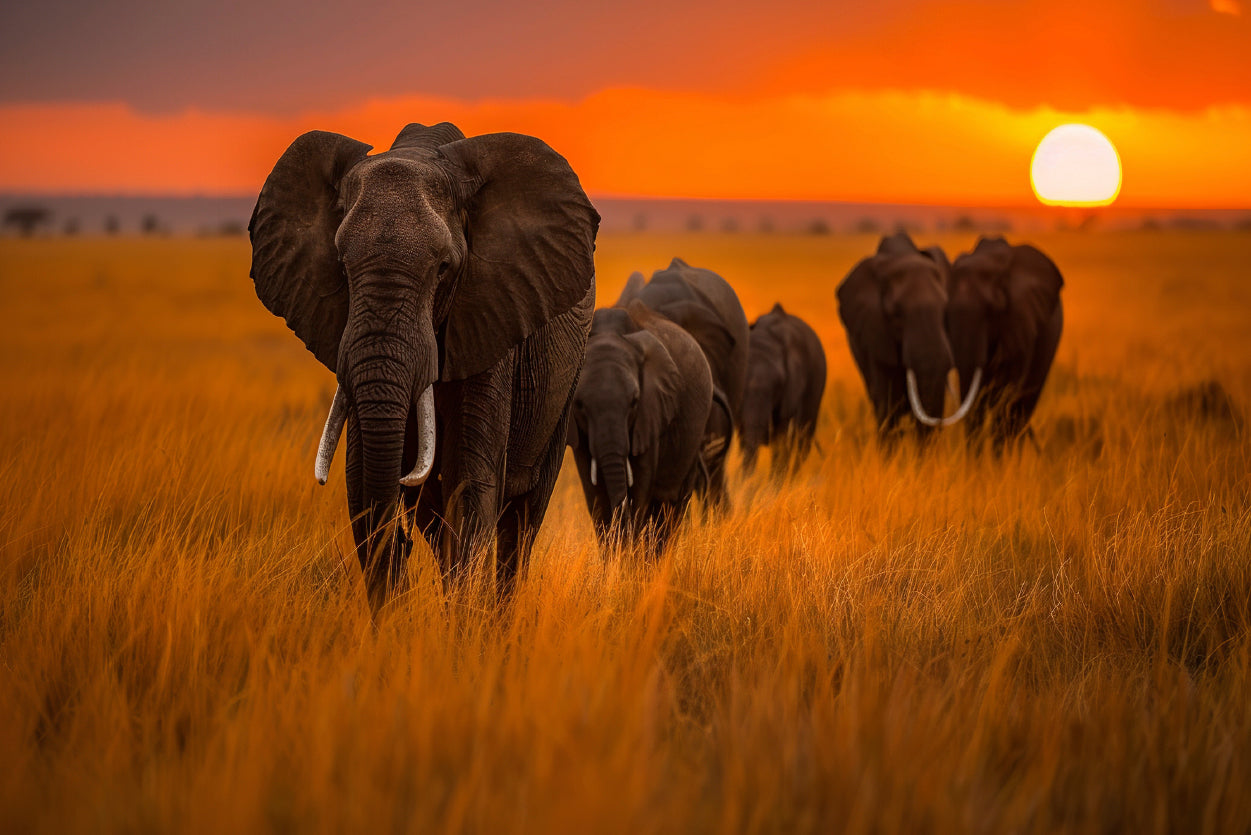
[249,122,598,605]
[614,258,747,504]
[837,232,977,443]
[568,302,712,552]
[740,303,827,474]
[946,237,1064,450]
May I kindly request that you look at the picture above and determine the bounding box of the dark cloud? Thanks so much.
[0,0,1245,112]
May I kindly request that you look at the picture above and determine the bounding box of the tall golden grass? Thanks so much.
[1,231,1249,833]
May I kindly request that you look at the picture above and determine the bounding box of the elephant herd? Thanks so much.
[248,122,1063,606]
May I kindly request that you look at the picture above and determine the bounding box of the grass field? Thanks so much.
[2,230,1249,833]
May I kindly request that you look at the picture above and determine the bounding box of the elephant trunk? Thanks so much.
[596,452,632,515]
[339,285,437,509]
[902,315,954,430]
[947,303,989,398]
[588,416,631,512]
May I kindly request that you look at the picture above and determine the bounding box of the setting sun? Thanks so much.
[1030,124,1122,207]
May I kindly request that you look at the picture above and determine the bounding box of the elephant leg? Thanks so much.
[700,390,733,511]
[870,365,908,447]
[346,411,411,608]
[651,498,689,556]
[495,284,591,584]
[796,421,818,467]
[436,364,512,577]
[495,409,570,595]
[401,401,447,564]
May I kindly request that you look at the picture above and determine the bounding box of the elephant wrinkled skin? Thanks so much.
[249,122,599,605]
[740,303,827,474]
[568,301,713,552]
[946,236,1064,450]
[614,258,747,505]
[838,232,973,443]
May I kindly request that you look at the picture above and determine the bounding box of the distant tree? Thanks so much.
[2,205,53,237]
[217,220,246,236]
[632,212,648,232]
[720,217,740,233]
[1170,216,1220,232]
[807,218,831,235]
[686,214,704,233]
[1235,216,1251,232]
[140,213,162,235]
[104,215,120,236]
[63,217,81,236]
[757,215,775,234]
[853,216,881,235]
[953,215,977,232]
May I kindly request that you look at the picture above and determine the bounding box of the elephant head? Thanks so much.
[569,305,684,518]
[250,123,598,560]
[946,237,1064,401]
[837,232,978,431]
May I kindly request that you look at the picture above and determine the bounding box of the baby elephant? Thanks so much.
[740,304,827,474]
[568,301,713,551]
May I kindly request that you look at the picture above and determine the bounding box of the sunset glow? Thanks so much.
[1030,124,1123,208]
[0,1,1247,207]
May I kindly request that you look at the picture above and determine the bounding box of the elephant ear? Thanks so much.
[249,131,372,371]
[837,256,897,368]
[922,245,951,279]
[436,132,600,380]
[1000,244,1064,360]
[624,328,682,456]
[613,271,647,307]
[651,299,736,376]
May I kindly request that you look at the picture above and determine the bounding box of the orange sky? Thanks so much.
[0,0,1247,206]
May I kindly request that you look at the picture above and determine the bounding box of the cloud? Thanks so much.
[1210,0,1241,14]
[1,89,1249,208]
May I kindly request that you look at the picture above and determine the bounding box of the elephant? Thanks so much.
[614,258,748,503]
[837,232,978,443]
[946,236,1064,450]
[739,303,827,474]
[567,301,713,552]
[248,122,599,605]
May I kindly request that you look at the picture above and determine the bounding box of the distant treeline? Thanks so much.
[3,195,1250,237]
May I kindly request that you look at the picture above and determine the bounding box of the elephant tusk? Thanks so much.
[906,369,945,428]
[399,386,437,487]
[626,459,634,488]
[947,375,959,400]
[590,458,598,486]
[939,368,982,427]
[315,385,349,485]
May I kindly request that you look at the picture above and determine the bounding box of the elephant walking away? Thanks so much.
[837,232,977,444]
[568,301,713,553]
[249,122,599,606]
[946,237,1064,450]
[740,303,827,475]
[614,258,747,504]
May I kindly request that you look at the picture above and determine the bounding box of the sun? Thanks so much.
[1030,124,1122,207]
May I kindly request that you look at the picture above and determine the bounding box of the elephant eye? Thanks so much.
[437,258,452,279]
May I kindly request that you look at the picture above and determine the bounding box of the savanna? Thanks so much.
[1,229,1249,833]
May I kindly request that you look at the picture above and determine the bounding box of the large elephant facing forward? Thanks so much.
[946,237,1064,449]
[837,232,977,443]
[249,122,598,604]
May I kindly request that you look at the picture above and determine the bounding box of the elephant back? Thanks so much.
[627,257,750,413]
